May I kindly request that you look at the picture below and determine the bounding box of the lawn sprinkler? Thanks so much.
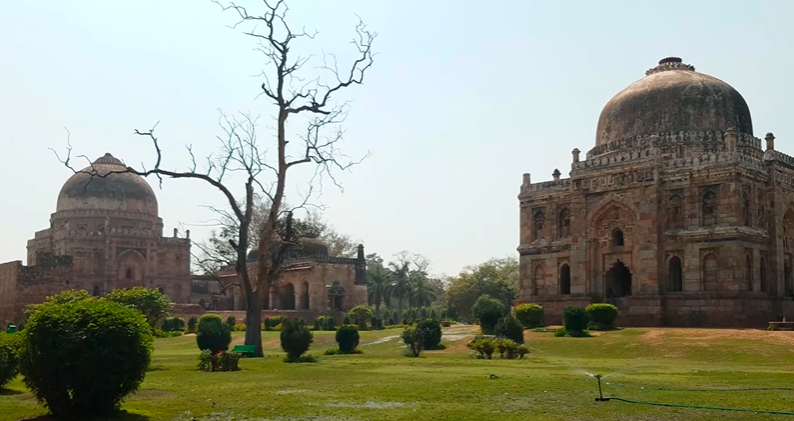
[593,374,610,402]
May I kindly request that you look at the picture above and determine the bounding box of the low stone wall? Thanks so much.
[170,304,348,326]
[516,294,790,328]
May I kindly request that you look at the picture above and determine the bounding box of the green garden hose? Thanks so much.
[604,381,793,393]
[606,396,794,416]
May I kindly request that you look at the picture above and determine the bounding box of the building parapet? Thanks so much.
[766,149,794,168]
[585,130,761,159]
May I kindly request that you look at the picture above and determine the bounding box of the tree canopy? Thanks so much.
[445,256,519,322]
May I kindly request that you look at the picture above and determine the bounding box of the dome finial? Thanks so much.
[646,57,695,75]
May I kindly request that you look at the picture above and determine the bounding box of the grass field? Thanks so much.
[3,325,794,420]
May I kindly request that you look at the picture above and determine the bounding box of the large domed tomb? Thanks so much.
[594,57,753,149]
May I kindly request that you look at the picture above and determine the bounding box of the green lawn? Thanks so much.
[4,325,794,420]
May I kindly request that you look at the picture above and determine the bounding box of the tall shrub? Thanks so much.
[415,318,442,349]
[472,295,506,334]
[402,326,424,357]
[494,314,525,344]
[585,303,618,330]
[196,314,232,353]
[187,316,198,333]
[347,305,374,329]
[335,325,361,354]
[0,333,20,389]
[106,287,172,327]
[514,303,545,328]
[563,307,589,334]
[280,319,314,362]
[18,297,153,419]
[161,316,186,332]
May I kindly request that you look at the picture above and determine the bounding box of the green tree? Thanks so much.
[408,276,437,309]
[347,305,375,329]
[367,264,391,318]
[446,257,518,322]
[472,294,507,335]
[280,318,314,362]
[106,287,172,327]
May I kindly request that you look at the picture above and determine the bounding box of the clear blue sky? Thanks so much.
[1,0,792,277]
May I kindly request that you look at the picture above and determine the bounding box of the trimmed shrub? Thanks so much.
[161,316,186,332]
[153,328,183,338]
[324,347,364,355]
[415,318,443,349]
[496,339,530,359]
[347,305,374,329]
[106,287,172,327]
[514,303,545,329]
[586,303,618,330]
[18,296,153,419]
[225,316,236,331]
[264,316,286,331]
[472,295,506,334]
[0,333,20,389]
[335,325,361,354]
[187,316,198,333]
[343,316,351,326]
[196,314,232,353]
[402,326,424,357]
[233,323,246,332]
[280,319,314,362]
[197,349,242,372]
[470,337,497,359]
[494,314,525,344]
[563,307,589,333]
[553,327,568,337]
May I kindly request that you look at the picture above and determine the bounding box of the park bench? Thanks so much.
[233,344,257,357]
[768,321,794,331]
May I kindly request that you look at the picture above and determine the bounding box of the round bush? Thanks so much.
[0,333,20,389]
[347,305,374,329]
[585,303,618,329]
[563,307,589,333]
[280,318,313,362]
[335,325,361,354]
[472,295,506,335]
[161,316,186,332]
[494,314,525,344]
[415,318,442,349]
[18,297,153,418]
[514,303,545,329]
[196,314,232,353]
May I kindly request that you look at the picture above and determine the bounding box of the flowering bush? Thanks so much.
[197,349,242,372]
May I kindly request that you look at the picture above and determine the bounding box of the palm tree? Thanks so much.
[367,265,391,318]
[388,261,412,321]
[408,274,436,309]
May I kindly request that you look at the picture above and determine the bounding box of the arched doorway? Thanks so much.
[559,264,571,295]
[606,260,631,297]
[280,283,296,310]
[668,256,682,292]
[301,281,310,309]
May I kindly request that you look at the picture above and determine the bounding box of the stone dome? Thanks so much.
[595,57,753,146]
[56,153,159,216]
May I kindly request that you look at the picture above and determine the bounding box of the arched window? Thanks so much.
[558,208,571,238]
[668,256,683,292]
[280,283,296,310]
[702,253,718,291]
[668,194,683,230]
[532,265,545,295]
[611,229,624,247]
[92,285,101,296]
[559,264,571,295]
[702,190,717,227]
[760,257,768,293]
[532,209,545,241]
[742,187,752,227]
[125,268,133,279]
[158,287,164,294]
[745,255,753,292]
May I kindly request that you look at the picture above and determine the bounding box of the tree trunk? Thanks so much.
[244,288,263,357]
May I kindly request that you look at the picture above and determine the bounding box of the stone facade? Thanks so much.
[189,243,369,324]
[0,153,192,324]
[516,57,794,327]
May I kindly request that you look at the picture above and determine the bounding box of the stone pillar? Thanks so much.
[572,148,581,163]
[522,173,531,187]
[724,127,738,151]
[766,132,776,151]
[552,169,561,181]
[173,228,178,238]
[186,230,191,239]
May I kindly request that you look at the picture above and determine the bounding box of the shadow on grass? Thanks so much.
[0,388,23,396]
[20,410,150,421]
[145,365,167,372]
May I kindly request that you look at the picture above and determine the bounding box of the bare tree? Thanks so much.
[54,0,375,356]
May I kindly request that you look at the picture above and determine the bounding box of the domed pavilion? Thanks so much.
[517,57,794,327]
[1,153,193,317]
